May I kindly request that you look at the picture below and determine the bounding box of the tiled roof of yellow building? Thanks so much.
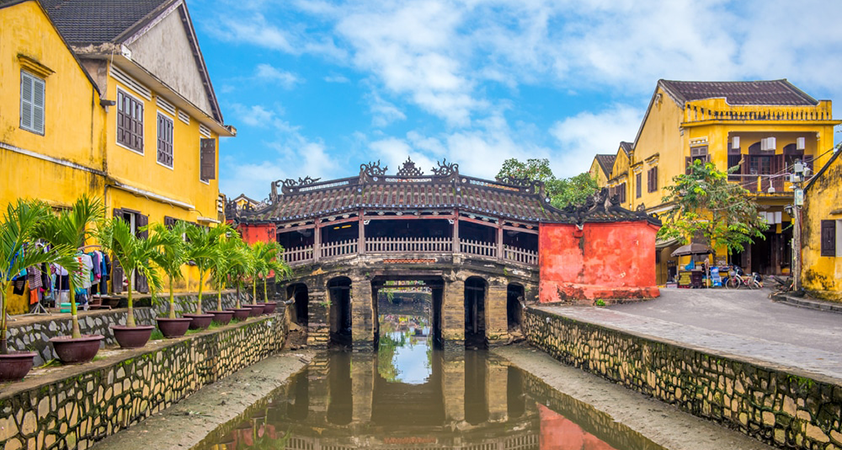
[659,79,819,106]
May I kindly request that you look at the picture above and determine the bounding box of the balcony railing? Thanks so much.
[281,236,538,267]
[729,174,788,194]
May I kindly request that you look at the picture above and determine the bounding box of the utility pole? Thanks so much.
[790,159,809,292]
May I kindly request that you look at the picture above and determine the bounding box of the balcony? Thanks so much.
[729,174,790,196]
[280,236,538,267]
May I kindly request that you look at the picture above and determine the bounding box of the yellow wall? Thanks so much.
[0,1,227,304]
[607,83,839,281]
[0,1,105,210]
[588,159,609,188]
[802,154,842,301]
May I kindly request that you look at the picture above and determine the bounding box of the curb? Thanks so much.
[770,292,842,314]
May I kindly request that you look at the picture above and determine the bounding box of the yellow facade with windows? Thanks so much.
[802,150,842,301]
[593,80,839,284]
[0,0,234,309]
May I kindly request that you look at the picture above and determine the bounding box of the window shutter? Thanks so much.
[821,220,836,257]
[20,74,33,130]
[636,173,642,198]
[32,77,45,133]
[111,208,124,294]
[201,138,216,180]
[137,214,149,239]
[164,216,176,229]
[685,157,692,174]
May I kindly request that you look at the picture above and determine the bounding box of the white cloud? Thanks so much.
[255,64,301,89]
[324,74,350,83]
[549,104,644,177]
[369,93,406,128]
[220,103,340,199]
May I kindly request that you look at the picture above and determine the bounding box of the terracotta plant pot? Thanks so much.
[245,305,265,316]
[183,313,214,330]
[261,302,277,315]
[227,308,252,320]
[110,325,154,349]
[50,335,104,364]
[0,352,38,382]
[156,318,192,338]
[208,310,234,325]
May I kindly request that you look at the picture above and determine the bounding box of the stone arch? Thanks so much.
[286,283,309,327]
[464,276,487,348]
[327,277,353,347]
[506,283,525,331]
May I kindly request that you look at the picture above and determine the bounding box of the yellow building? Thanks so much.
[802,149,842,301]
[1,0,235,301]
[588,154,615,187]
[595,80,839,283]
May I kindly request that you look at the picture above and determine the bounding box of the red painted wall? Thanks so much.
[539,404,617,450]
[539,221,659,303]
[236,223,276,245]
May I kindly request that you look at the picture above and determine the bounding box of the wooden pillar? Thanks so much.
[452,215,460,253]
[496,221,503,260]
[359,216,366,255]
[314,222,321,262]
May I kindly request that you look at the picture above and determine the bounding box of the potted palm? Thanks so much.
[208,235,242,325]
[0,200,80,381]
[245,242,270,317]
[257,243,291,315]
[149,221,192,337]
[183,224,229,329]
[226,238,253,320]
[36,195,105,364]
[99,218,163,348]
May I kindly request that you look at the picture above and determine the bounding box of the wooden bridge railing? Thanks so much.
[280,237,537,267]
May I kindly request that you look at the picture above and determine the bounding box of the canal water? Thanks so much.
[191,308,669,450]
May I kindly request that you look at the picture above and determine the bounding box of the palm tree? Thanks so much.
[0,200,79,353]
[227,238,252,309]
[249,241,290,304]
[36,195,104,339]
[184,224,231,314]
[98,218,163,327]
[149,221,188,319]
[209,232,238,311]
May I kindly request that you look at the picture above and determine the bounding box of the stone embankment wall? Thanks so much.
[8,291,252,366]
[524,308,842,450]
[0,315,286,450]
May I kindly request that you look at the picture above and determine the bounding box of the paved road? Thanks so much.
[538,288,842,381]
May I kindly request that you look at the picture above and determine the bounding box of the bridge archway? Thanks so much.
[286,283,309,327]
[507,283,525,332]
[327,277,352,347]
[464,276,487,348]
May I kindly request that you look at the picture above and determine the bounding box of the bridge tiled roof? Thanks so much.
[234,159,657,226]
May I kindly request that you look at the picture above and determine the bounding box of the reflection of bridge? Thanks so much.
[231,158,658,349]
[192,350,663,450]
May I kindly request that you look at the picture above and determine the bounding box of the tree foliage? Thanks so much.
[496,158,598,208]
[658,160,768,255]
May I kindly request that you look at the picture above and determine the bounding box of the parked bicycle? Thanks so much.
[725,266,763,289]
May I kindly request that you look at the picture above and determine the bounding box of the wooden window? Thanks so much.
[163,216,177,229]
[117,90,144,153]
[636,173,642,198]
[686,146,708,173]
[200,138,216,181]
[821,220,836,257]
[647,167,658,192]
[727,152,742,181]
[617,182,626,204]
[20,71,45,134]
[157,113,174,167]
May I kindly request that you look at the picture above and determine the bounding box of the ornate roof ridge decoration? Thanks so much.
[431,158,459,177]
[396,157,424,177]
[562,187,659,225]
[360,160,388,180]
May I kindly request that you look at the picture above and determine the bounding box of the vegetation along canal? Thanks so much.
[178,297,776,450]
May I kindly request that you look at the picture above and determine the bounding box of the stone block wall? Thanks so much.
[0,315,286,450]
[524,308,842,450]
[6,291,254,367]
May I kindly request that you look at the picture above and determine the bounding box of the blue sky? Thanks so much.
[186,0,842,201]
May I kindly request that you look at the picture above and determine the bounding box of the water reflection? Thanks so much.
[193,313,667,450]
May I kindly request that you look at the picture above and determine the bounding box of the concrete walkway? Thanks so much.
[537,288,842,381]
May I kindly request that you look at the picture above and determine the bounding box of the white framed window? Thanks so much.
[20,71,45,134]
[117,89,144,153]
[156,112,174,168]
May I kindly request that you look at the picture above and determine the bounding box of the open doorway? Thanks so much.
[464,277,487,349]
[328,277,352,347]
